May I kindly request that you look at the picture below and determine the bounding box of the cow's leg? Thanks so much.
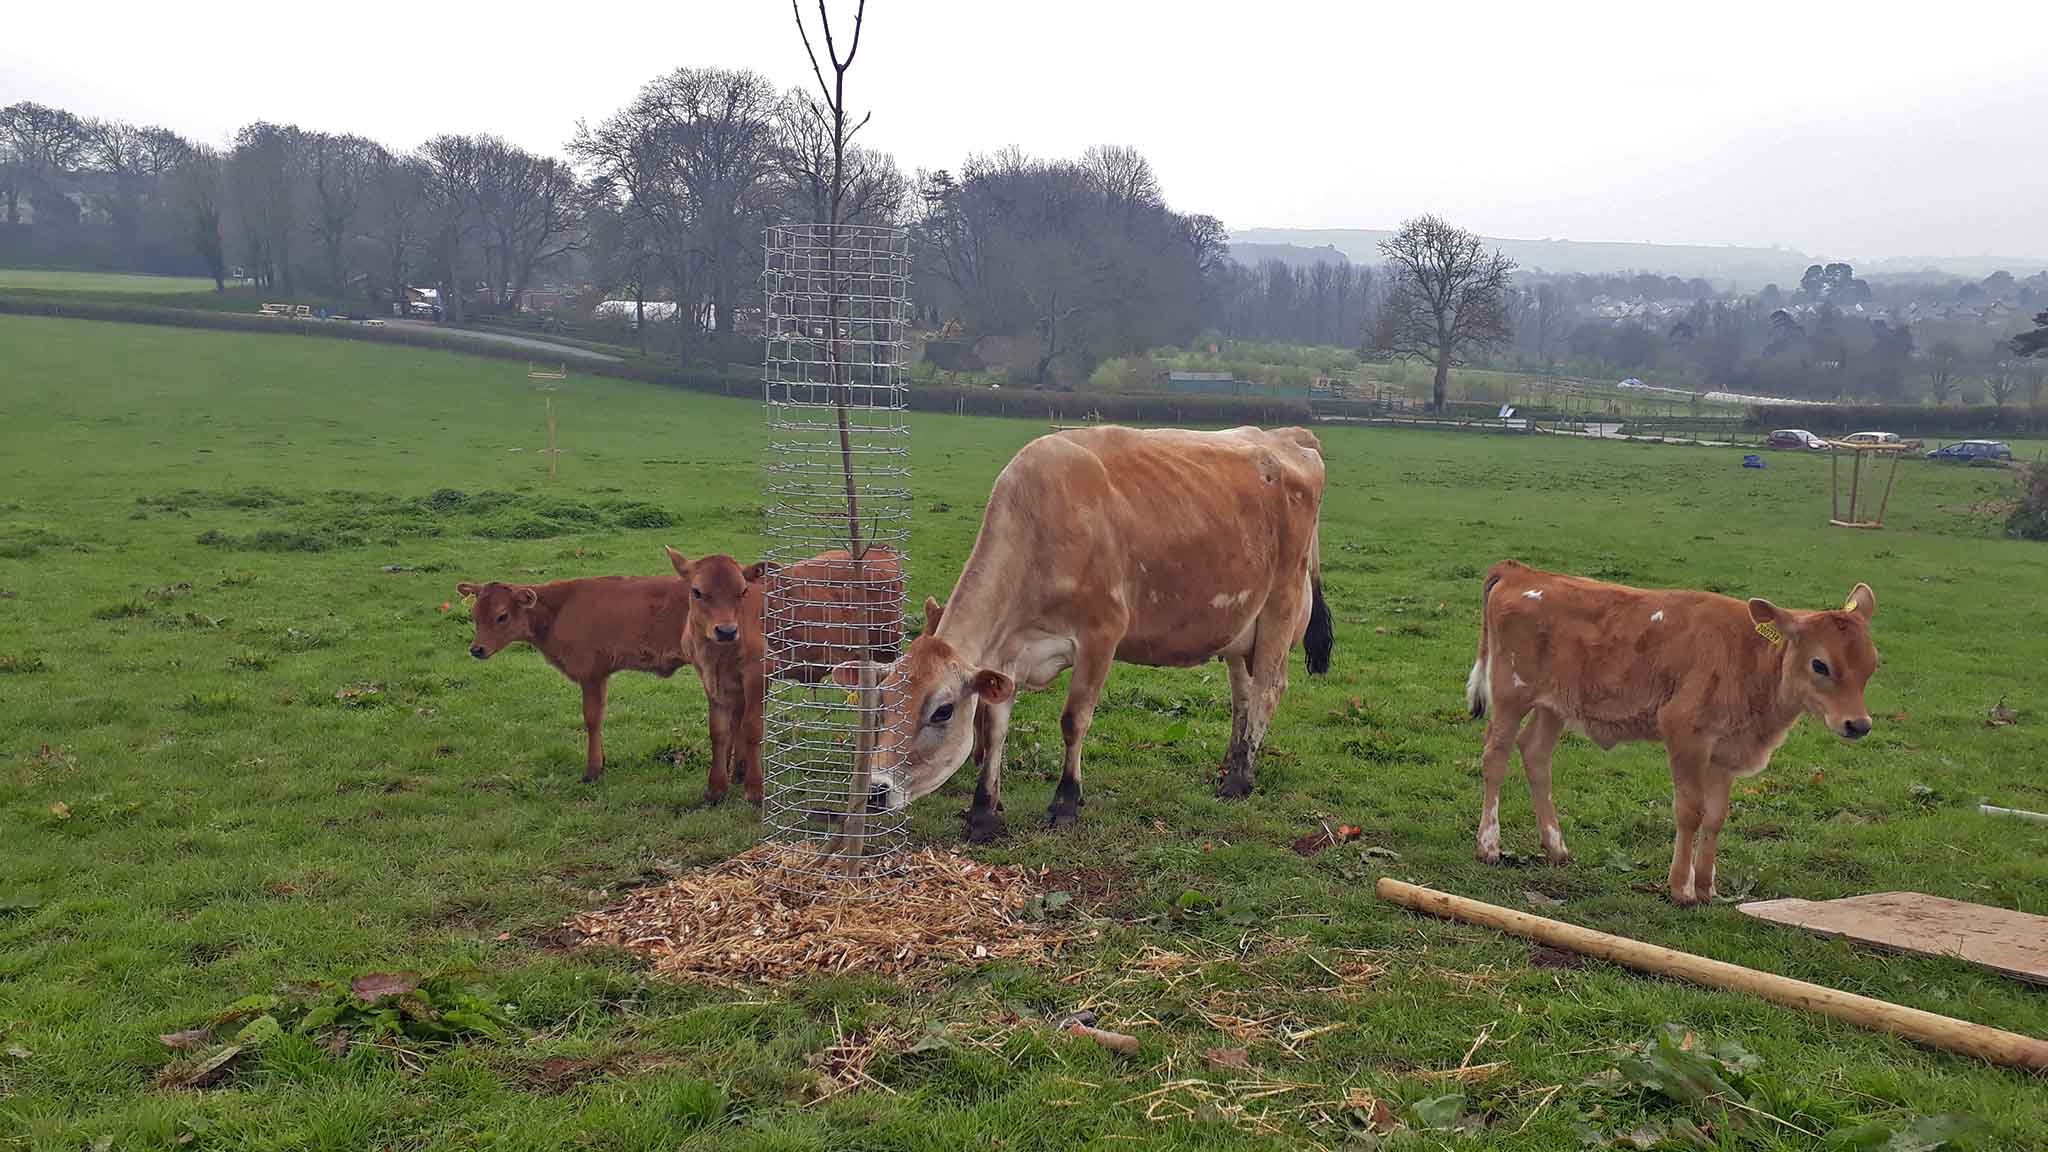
[1221,654,1253,776]
[703,693,733,805]
[1665,742,1712,905]
[738,671,765,805]
[1048,642,1113,829]
[1218,610,1292,800]
[1476,705,1523,863]
[1519,707,1569,866]
[964,698,1014,844]
[1691,769,1734,901]
[580,678,609,783]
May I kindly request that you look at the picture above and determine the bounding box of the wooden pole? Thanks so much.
[1876,449,1902,528]
[1830,447,1840,522]
[546,395,557,480]
[1980,804,2048,825]
[1844,448,1863,524]
[1375,878,2048,1071]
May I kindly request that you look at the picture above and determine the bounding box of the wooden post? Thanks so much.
[1845,447,1863,524]
[1830,447,1840,522]
[1376,878,2048,1071]
[1876,449,1902,528]
[546,395,557,480]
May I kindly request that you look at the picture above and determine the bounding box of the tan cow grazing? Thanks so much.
[458,576,691,782]
[1466,560,1880,905]
[664,549,767,805]
[834,425,1334,841]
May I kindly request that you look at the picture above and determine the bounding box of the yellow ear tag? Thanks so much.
[1754,620,1784,646]
[1844,597,1859,612]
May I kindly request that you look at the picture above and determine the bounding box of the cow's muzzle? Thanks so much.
[713,625,739,643]
[469,644,489,660]
[1840,717,1871,740]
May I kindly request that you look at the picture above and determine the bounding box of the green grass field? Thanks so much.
[3,315,2045,1150]
[0,270,223,295]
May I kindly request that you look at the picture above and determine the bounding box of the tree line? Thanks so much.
[7,91,2045,396]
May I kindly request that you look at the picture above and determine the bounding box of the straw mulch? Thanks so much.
[565,844,1081,985]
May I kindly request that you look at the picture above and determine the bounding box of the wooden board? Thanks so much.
[1740,892,2048,985]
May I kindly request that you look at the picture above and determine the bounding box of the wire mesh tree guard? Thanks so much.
[760,222,915,887]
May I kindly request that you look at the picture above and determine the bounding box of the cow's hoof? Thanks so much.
[1544,848,1572,867]
[583,770,604,784]
[1214,774,1254,800]
[1475,844,1501,865]
[703,787,730,807]
[1670,889,1700,908]
[1046,802,1080,830]
[964,809,1008,844]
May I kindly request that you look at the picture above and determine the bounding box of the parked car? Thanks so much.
[1843,431,1897,446]
[1767,428,1828,450]
[1926,439,2013,465]
[405,300,443,321]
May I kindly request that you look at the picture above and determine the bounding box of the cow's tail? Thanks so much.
[1304,525,1333,676]
[1467,567,1506,719]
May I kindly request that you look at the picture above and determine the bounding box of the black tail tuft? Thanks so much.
[1305,578,1334,675]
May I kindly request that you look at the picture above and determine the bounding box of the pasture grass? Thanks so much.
[0,269,223,295]
[2,315,2046,1150]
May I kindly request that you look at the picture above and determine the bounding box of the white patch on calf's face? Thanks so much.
[1522,589,1543,600]
[1511,672,1528,688]
[1651,610,1665,622]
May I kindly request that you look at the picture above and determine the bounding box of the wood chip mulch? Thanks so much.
[564,844,1083,986]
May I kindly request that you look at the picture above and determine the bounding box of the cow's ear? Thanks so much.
[830,658,895,688]
[741,562,767,584]
[924,596,944,636]
[513,586,539,608]
[1747,597,1790,642]
[664,546,690,579]
[1843,583,1876,619]
[971,668,1014,706]
[455,582,480,597]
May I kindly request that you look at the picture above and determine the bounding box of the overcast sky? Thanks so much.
[7,1,2045,260]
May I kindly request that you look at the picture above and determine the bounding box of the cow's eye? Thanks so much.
[495,613,509,625]
[1811,659,1830,677]
[691,587,702,599]
[929,703,954,726]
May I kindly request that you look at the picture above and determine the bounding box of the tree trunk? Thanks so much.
[1432,352,1451,412]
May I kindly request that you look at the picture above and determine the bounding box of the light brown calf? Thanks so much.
[665,549,767,805]
[458,576,690,782]
[761,547,905,683]
[1466,560,1880,904]
[833,425,1334,841]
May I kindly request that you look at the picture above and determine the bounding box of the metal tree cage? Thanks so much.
[759,223,915,886]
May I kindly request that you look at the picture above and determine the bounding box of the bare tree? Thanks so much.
[365,150,429,313]
[419,134,480,324]
[174,146,227,291]
[776,88,905,228]
[2,101,87,224]
[1928,338,1961,403]
[229,122,302,292]
[1988,360,2018,406]
[1372,215,1517,410]
[472,137,581,311]
[303,132,378,295]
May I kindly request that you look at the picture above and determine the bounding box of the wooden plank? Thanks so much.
[1740,892,2048,985]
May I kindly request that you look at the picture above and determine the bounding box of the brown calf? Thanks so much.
[664,548,767,805]
[1466,560,1880,904]
[762,547,905,683]
[458,575,690,782]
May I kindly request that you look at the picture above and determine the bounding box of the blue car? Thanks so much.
[1925,440,2013,465]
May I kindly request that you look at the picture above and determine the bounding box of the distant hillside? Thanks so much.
[1230,228,1811,287]
[1229,228,2048,288]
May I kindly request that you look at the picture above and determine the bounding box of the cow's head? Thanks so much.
[1750,583,1879,739]
[457,581,538,659]
[666,548,762,646]
[832,596,1014,810]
